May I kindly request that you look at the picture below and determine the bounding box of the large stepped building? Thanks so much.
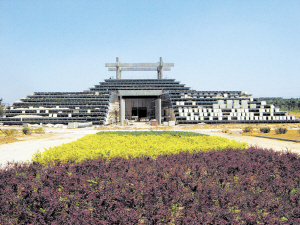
[1,58,298,126]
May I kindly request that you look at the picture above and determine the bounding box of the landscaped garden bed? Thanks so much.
[1,131,300,224]
[32,131,247,166]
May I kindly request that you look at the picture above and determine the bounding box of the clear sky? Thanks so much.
[1,0,299,105]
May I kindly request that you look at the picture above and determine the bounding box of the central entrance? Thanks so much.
[118,90,162,125]
[125,97,155,121]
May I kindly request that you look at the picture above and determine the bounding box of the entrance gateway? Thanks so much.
[106,57,174,125]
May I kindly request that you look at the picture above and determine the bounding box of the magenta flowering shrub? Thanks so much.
[1,147,300,224]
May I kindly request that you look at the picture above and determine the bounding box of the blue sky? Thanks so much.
[1,0,299,105]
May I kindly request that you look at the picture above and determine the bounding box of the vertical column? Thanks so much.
[157,57,163,79]
[120,96,125,125]
[116,57,121,79]
[155,97,162,125]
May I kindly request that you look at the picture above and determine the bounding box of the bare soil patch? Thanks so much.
[0,130,55,145]
[0,135,18,144]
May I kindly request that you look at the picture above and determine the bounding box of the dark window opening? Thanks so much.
[132,107,147,119]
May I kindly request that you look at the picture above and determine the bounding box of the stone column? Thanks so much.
[116,57,121,79]
[155,97,162,125]
[120,96,125,125]
[157,57,163,79]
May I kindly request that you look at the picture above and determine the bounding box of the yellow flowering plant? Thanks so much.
[32,131,247,166]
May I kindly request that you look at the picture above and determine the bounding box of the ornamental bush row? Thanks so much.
[244,126,289,134]
[1,148,300,224]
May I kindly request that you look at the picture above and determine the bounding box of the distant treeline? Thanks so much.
[266,98,300,111]
[256,97,283,101]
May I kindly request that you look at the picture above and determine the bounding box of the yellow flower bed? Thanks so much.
[32,133,247,166]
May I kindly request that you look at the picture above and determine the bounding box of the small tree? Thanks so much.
[0,98,5,117]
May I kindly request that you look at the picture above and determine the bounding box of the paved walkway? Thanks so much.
[197,129,300,153]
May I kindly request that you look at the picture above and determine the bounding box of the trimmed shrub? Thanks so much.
[243,126,252,133]
[275,127,288,134]
[22,127,31,135]
[259,127,271,133]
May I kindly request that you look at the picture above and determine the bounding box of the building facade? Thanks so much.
[0,58,298,125]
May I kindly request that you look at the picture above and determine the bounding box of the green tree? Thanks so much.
[0,98,5,117]
[268,98,300,111]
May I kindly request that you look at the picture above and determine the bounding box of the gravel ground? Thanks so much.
[1,124,300,168]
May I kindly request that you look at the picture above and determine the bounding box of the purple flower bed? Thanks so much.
[1,147,300,224]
